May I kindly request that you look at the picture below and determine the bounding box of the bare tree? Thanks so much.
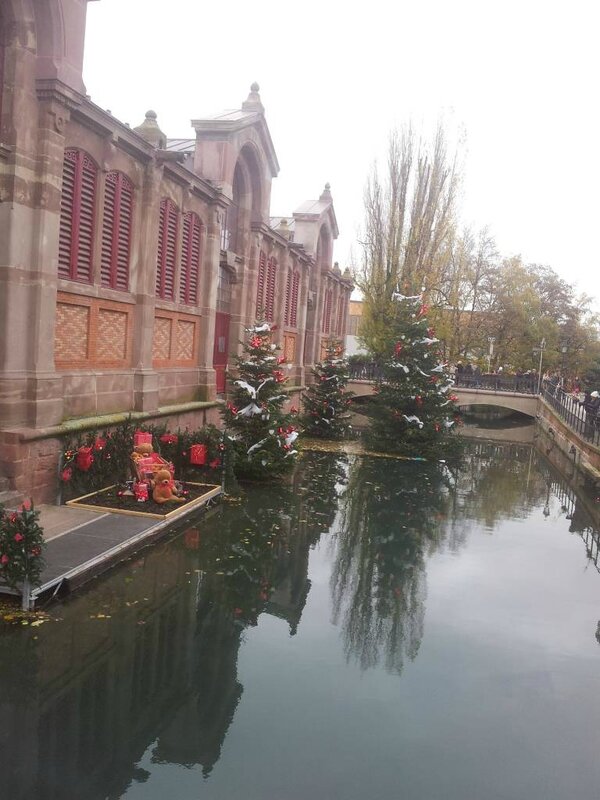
[357,123,461,356]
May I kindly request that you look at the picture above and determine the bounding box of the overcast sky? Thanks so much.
[83,0,599,306]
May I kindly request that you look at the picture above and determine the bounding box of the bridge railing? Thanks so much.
[453,374,538,393]
[347,363,538,395]
[540,383,600,447]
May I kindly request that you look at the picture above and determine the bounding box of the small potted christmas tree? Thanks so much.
[221,320,299,481]
[301,340,354,439]
[0,500,45,610]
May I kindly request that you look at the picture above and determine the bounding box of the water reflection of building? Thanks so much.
[0,487,323,799]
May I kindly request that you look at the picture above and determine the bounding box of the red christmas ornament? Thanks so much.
[290,405,298,414]
[76,446,94,472]
[395,342,403,356]
[277,356,286,364]
[427,327,435,337]
[61,467,73,482]
[94,437,107,451]
[1,554,9,565]
[434,423,440,432]
[14,533,24,543]
[160,433,179,445]
[417,304,429,317]
[415,395,423,407]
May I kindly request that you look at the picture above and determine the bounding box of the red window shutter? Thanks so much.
[256,250,266,315]
[180,212,202,304]
[58,149,97,282]
[265,257,277,322]
[156,198,179,300]
[291,271,300,327]
[323,288,332,333]
[101,172,133,290]
[284,269,292,326]
[58,150,77,279]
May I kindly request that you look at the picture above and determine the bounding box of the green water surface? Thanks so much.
[1,444,599,800]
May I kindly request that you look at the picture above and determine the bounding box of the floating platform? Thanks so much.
[1,483,222,607]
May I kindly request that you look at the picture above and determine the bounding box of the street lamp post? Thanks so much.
[560,338,570,376]
[487,336,495,374]
[534,338,546,394]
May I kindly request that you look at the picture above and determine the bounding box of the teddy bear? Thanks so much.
[131,442,174,483]
[152,468,184,504]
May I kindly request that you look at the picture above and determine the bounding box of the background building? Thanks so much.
[0,0,352,503]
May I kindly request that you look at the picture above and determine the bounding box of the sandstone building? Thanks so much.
[0,0,352,503]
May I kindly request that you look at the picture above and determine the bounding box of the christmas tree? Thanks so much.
[366,293,461,458]
[301,340,354,439]
[222,320,299,481]
[0,500,45,610]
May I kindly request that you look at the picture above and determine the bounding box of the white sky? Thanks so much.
[83,0,599,307]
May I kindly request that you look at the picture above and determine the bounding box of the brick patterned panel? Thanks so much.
[55,303,90,362]
[283,333,296,363]
[153,316,172,361]
[176,320,195,361]
[97,309,128,361]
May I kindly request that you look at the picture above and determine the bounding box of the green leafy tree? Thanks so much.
[301,340,354,439]
[221,320,299,481]
[366,294,461,458]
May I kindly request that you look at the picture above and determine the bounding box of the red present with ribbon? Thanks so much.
[134,431,153,447]
[189,444,207,465]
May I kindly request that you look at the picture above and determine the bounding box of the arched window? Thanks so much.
[101,171,133,291]
[284,268,300,327]
[322,287,333,333]
[180,212,202,305]
[58,149,98,282]
[155,198,179,300]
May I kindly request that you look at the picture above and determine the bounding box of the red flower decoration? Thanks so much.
[249,336,262,348]
[160,433,179,445]
[14,533,24,543]
[395,342,403,356]
[76,446,94,472]
[1,554,8,565]
[21,500,31,511]
[94,438,107,451]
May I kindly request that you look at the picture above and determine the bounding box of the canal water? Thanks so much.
[1,442,600,800]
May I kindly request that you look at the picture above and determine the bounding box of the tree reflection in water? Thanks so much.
[331,457,454,674]
[330,442,571,675]
[0,444,598,798]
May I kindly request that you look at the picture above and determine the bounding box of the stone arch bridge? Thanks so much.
[347,381,540,418]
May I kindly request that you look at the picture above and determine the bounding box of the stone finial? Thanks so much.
[242,82,264,112]
[133,110,167,149]
[333,261,341,274]
[278,218,292,240]
[343,266,352,279]
[320,182,332,202]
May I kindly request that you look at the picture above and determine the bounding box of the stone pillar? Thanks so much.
[196,204,224,400]
[132,161,161,411]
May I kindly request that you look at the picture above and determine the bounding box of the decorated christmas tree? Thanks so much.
[221,320,299,481]
[301,340,354,439]
[0,500,45,610]
[366,293,461,458]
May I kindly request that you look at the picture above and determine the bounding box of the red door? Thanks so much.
[213,312,230,393]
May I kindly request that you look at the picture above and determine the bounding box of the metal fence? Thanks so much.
[453,374,538,393]
[540,384,600,447]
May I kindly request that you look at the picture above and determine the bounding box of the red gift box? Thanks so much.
[134,431,153,447]
[189,444,207,465]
